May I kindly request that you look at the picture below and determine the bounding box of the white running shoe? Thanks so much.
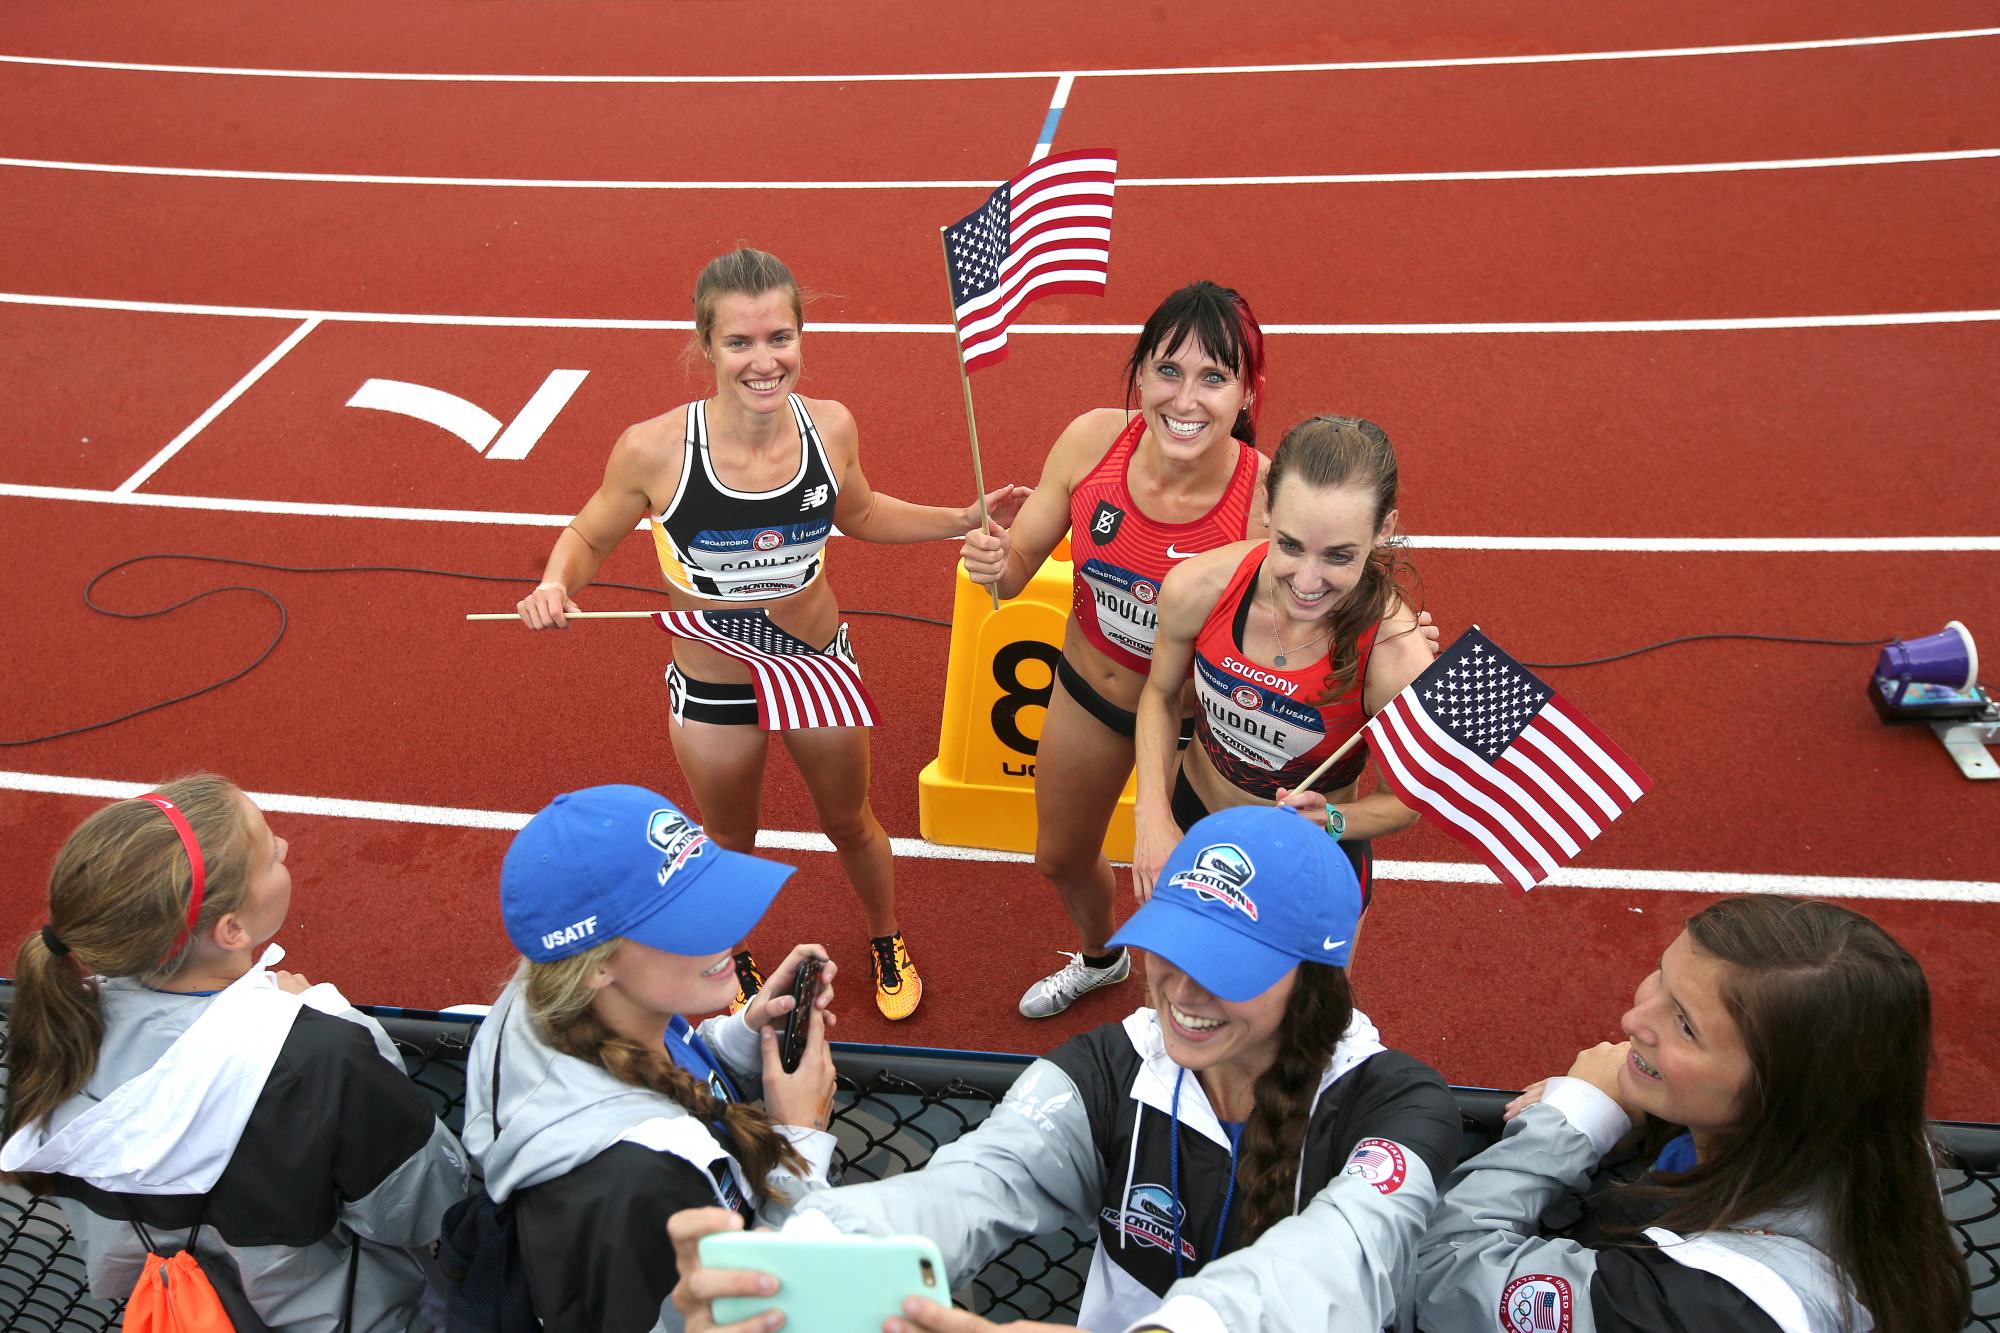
[1018,949,1132,1019]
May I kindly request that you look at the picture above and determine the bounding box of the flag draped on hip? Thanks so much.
[1361,628,1652,892]
[655,611,877,731]
[943,148,1117,373]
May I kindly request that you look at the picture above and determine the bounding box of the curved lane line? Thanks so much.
[1,27,1995,82]
[1,768,1994,902]
[6,149,1995,189]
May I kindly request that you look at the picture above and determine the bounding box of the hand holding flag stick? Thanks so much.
[940,148,1118,609]
[1286,627,1653,893]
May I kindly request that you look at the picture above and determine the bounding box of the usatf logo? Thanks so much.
[1344,1138,1407,1195]
[540,914,598,951]
[646,808,708,885]
[800,484,829,510]
[1167,841,1259,920]
[1131,579,1158,605]
[1500,1274,1572,1333]
[1231,684,1260,710]
[1088,500,1125,544]
[1099,1184,1197,1260]
[753,529,783,551]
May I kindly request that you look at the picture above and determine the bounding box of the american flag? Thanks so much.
[943,148,1116,372]
[655,611,877,731]
[1535,1292,1560,1331]
[1361,628,1652,893]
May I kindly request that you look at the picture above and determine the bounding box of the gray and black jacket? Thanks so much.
[460,981,834,1333]
[0,948,470,1333]
[1415,1077,1869,1333]
[791,1006,1460,1333]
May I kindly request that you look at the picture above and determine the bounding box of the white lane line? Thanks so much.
[2,27,1994,82]
[3,769,1993,903]
[114,318,318,492]
[6,291,2000,334]
[1028,73,1075,164]
[3,483,1995,551]
[9,148,1995,189]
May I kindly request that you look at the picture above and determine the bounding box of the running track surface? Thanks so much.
[1,4,1996,1118]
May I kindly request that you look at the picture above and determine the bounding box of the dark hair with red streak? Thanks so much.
[1122,281,1266,444]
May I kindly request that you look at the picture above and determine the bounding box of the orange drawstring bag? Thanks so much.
[123,1247,241,1333]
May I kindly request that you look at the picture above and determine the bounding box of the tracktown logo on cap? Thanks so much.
[1099,1184,1197,1261]
[1167,842,1259,921]
[646,808,709,886]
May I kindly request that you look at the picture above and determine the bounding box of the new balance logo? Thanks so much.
[800,484,830,510]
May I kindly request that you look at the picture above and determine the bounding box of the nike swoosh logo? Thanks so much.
[1323,937,1348,951]
[1165,544,1198,560]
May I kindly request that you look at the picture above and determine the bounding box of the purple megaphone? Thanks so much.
[1875,620,1978,706]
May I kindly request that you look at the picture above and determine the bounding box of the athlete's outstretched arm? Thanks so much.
[517,420,676,629]
[960,408,1121,600]
[815,399,1029,544]
[1132,549,1239,898]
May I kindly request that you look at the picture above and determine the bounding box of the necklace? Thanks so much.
[1268,577,1331,668]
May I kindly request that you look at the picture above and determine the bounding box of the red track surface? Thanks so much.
[2,6,1997,1117]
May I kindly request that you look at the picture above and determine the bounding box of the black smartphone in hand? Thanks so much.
[777,956,821,1075]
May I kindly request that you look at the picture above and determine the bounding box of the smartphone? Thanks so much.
[777,956,821,1075]
[701,1232,949,1332]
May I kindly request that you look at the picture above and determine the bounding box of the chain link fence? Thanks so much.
[4,1003,1996,1330]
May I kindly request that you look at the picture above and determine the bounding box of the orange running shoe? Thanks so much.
[728,950,764,1016]
[869,933,923,1021]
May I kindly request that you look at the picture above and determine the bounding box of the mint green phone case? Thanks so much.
[700,1232,951,1332]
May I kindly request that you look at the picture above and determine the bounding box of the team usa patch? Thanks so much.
[1100,1184,1198,1261]
[1232,684,1260,710]
[1131,578,1158,605]
[752,529,783,551]
[1343,1138,1407,1195]
[1500,1274,1573,1333]
[647,808,709,884]
[1167,841,1259,920]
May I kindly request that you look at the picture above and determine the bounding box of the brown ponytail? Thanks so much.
[522,949,805,1199]
[1231,962,1354,1243]
[3,775,254,1185]
[1264,415,1421,702]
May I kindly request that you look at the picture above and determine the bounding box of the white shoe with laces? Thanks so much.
[1018,948,1132,1019]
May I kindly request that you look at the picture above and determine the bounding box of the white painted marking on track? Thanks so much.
[2,484,1994,550]
[344,369,586,458]
[114,319,317,492]
[1,769,1993,903]
[10,149,1994,190]
[1,27,1993,82]
[6,290,2000,335]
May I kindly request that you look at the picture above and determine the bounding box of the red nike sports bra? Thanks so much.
[1068,416,1261,675]
[1191,543,1378,799]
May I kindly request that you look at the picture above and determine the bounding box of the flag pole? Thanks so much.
[1287,729,1368,798]
[464,611,662,621]
[938,225,1002,612]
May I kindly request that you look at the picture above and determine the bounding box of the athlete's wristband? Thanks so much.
[1324,803,1346,839]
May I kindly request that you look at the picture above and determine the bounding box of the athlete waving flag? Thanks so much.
[1355,627,1653,893]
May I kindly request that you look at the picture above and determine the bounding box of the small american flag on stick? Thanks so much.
[1362,628,1652,893]
[943,148,1116,372]
[655,611,877,731]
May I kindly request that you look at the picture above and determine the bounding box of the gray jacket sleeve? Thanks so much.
[788,1059,1104,1286]
[1415,1077,1631,1333]
[1143,1146,1441,1333]
[339,1115,471,1247]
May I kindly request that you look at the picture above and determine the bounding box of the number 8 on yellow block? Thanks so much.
[919,537,1139,859]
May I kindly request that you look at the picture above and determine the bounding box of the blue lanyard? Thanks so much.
[1167,1067,1243,1280]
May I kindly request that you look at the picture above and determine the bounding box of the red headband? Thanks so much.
[140,794,207,966]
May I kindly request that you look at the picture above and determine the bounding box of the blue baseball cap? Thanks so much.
[1109,805,1361,1002]
[501,785,794,963]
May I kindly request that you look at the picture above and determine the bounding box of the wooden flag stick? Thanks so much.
[1286,728,1368,799]
[465,611,662,621]
[938,225,1002,611]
